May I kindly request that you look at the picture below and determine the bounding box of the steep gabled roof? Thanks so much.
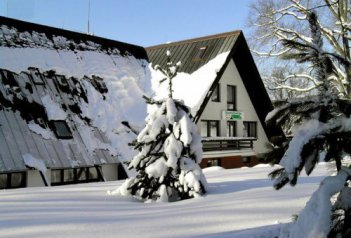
[0,17,150,173]
[147,31,282,140]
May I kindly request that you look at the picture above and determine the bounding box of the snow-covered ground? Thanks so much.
[0,164,330,238]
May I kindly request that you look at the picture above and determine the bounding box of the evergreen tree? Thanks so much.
[118,51,207,202]
[266,12,351,238]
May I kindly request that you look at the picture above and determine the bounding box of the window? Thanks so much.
[0,70,16,86]
[51,167,102,186]
[211,84,220,102]
[243,121,257,138]
[88,167,99,180]
[77,168,87,181]
[29,68,45,85]
[64,169,74,182]
[242,157,252,164]
[56,75,69,87]
[193,46,207,61]
[227,85,236,110]
[0,172,26,189]
[201,120,220,137]
[207,159,221,167]
[51,170,62,184]
[227,121,237,137]
[51,120,73,139]
[0,174,7,188]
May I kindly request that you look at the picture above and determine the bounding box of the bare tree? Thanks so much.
[248,0,351,99]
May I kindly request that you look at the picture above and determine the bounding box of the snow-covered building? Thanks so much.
[147,31,282,169]
[0,17,151,189]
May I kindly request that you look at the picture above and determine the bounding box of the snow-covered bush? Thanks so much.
[266,12,351,238]
[117,51,207,202]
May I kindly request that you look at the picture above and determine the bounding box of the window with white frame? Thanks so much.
[227,121,236,137]
[201,120,220,137]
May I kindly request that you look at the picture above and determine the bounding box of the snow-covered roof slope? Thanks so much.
[0,17,151,172]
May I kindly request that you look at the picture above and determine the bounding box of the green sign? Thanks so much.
[223,111,244,121]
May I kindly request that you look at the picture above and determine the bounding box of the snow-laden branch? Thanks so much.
[251,48,290,57]
[279,117,351,182]
[273,84,318,93]
[280,167,351,238]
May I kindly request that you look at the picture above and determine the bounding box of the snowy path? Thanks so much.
[0,164,329,238]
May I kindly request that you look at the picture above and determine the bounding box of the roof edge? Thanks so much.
[0,16,148,60]
[146,30,242,50]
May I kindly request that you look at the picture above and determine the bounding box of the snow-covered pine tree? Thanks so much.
[265,12,351,238]
[118,50,207,202]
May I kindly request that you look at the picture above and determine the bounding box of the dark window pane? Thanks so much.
[227,85,236,110]
[52,121,72,139]
[243,121,257,138]
[64,169,74,182]
[211,84,220,102]
[51,170,61,183]
[243,157,252,164]
[0,174,7,189]
[11,173,24,187]
[193,46,207,60]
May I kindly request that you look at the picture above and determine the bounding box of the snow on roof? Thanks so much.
[150,52,229,116]
[0,22,151,171]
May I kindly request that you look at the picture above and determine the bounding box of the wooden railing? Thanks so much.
[202,137,256,152]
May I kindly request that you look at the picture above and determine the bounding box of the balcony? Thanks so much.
[202,137,256,152]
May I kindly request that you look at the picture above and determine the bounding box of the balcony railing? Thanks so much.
[202,137,256,152]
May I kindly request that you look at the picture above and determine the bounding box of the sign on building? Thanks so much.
[222,111,244,121]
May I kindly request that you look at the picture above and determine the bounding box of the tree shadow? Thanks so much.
[192,223,286,238]
[207,175,326,195]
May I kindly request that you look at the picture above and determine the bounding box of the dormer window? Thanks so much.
[56,75,69,87]
[193,46,207,61]
[51,120,73,139]
[29,68,45,85]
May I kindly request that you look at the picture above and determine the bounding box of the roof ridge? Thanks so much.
[146,30,241,50]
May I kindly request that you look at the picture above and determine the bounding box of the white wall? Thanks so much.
[101,164,118,181]
[27,169,47,187]
[199,59,269,154]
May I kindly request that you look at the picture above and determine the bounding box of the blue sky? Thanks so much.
[0,0,254,47]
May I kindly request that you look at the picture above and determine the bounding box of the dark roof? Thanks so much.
[147,31,283,140]
[147,30,240,74]
[0,69,119,173]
